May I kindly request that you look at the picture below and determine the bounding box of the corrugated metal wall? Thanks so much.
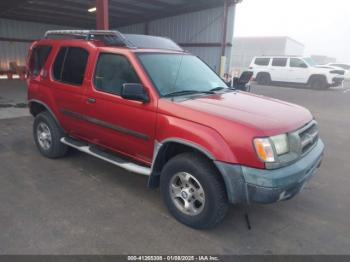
[117,5,236,72]
[0,4,236,73]
[0,41,28,70]
[0,18,75,70]
[0,18,75,39]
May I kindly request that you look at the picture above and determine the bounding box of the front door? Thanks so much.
[287,58,310,84]
[83,51,157,165]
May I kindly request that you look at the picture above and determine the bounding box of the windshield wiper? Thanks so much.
[163,90,214,97]
[209,87,227,92]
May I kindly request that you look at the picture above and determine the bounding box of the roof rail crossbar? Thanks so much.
[43,30,184,52]
[44,30,135,48]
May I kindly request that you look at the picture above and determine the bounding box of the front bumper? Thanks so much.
[330,76,345,87]
[215,139,325,204]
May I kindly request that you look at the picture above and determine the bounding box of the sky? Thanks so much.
[234,0,350,63]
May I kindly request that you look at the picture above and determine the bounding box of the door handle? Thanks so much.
[87,98,96,104]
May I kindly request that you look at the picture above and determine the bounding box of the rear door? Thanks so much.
[49,44,92,138]
[270,58,288,81]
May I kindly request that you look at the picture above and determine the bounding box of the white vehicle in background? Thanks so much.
[249,56,345,89]
[326,63,350,80]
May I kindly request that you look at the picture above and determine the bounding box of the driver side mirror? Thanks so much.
[121,83,149,103]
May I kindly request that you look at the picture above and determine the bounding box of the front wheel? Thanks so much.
[160,153,229,229]
[310,77,328,90]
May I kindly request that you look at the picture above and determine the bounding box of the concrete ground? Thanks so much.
[0,80,30,120]
[0,80,349,254]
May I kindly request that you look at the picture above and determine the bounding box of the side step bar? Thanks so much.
[60,137,151,176]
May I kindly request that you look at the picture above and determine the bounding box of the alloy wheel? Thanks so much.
[169,172,206,216]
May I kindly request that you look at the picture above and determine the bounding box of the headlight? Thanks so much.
[254,134,289,163]
[270,134,289,155]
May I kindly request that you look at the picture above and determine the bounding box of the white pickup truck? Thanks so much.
[249,56,345,89]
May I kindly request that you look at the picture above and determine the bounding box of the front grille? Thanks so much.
[298,122,319,154]
[331,70,345,75]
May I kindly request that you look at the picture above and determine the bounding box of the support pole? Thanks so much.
[221,0,229,57]
[96,0,109,30]
[144,22,149,35]
[219,0,229,77]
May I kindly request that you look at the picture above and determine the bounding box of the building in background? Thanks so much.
[311,55,337,65]
[231,36,305,70]
[116,5,236,75]
[0,0,241,76]
[0,19,74,71]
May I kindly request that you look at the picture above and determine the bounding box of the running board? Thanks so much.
[60,137,151,176]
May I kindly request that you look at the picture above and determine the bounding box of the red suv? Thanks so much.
[27,30,324,229]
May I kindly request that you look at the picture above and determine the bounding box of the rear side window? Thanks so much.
[93,53,140,96]
[272,58,287,67]
[254,58,270,66]
[53,47,89,86]
[29,45,52,76]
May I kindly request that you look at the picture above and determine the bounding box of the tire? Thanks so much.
[257,73,271,86]
[33,111,68,158]
[160,153,229,229]
[310,76,328,90]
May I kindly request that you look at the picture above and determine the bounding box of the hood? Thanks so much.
[315,65,335,69]
[314,65,345,75]
[167,91,313,136]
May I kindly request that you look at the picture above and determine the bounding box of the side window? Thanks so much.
[290,58,308,68]
[272,58,287,67]
[29,45,52,76]
[94,53,140,95]
[52,47,89,86]
[53,47,67,81]
[254,58,270,66]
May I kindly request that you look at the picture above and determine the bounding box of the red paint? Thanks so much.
[96,0,109,30]
[27,38,313,169]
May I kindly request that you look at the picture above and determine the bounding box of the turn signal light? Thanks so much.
[253,138,275,162]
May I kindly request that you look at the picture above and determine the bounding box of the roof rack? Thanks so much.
[43,30,184,52]
[44,30,134,47]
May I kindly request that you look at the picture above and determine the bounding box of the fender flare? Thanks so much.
[148,138,217,188]
[151,138,215,167]
[307,74,328,84]
[28,99,64,131]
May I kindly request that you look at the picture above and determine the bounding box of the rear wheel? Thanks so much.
[33,111,68,158]
[310,76,328,90]
[160,153,229,229]
[257,73,271,85]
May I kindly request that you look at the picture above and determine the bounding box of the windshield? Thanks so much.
[137,53,228,97]
[303,57,317,66]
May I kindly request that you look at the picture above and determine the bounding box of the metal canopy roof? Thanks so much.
[0,0,227,28]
